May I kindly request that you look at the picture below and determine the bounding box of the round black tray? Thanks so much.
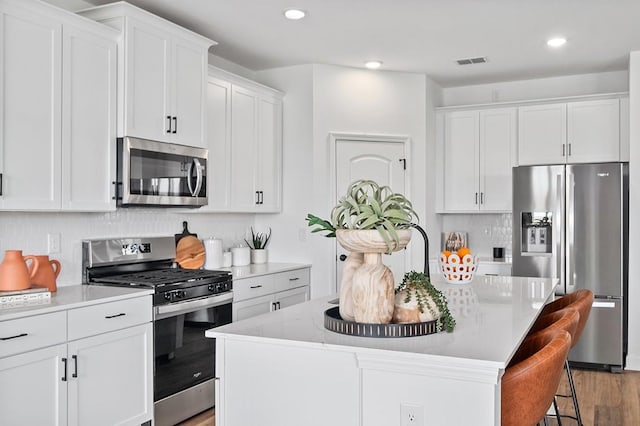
[324,306,442,338]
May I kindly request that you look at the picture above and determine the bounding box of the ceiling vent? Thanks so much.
[456,56,487,65]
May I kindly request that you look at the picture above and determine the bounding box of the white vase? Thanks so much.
[251,249,268,264]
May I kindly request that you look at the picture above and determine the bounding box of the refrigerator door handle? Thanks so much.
[566,170,575,294]
[592,301,616,309]
[555,172,565,293]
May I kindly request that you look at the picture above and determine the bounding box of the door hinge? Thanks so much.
[399,158,406,170]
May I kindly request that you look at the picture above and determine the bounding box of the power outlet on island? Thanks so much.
[401,403,424,426]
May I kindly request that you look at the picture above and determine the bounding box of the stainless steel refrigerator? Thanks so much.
[512,162,628,372]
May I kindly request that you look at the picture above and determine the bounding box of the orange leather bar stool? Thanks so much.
[536,289,594,426]
[502,328,571,426]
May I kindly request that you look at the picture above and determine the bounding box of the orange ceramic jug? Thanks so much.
[31,255,61,292]
[0,250,40,291]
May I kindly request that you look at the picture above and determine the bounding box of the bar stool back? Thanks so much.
[501,329,571,426]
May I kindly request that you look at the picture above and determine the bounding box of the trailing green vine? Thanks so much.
[396,271,456,332]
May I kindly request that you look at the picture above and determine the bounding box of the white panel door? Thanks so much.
[124,19,170,141]
[443,111,479,211]
[335,140,407,287]
[276,286,310,310]
[67,323,153,426]
[0,344,67,426]
[62,23,117,211]
[230,86,258,211]
[518,103,567,165]
[257,96,282,212]
[232,294,273,322]
[172,37,207,148]
[567,99,620,163]
[0,5,61,210]
[204,76,232,211]
[479,108,516,211]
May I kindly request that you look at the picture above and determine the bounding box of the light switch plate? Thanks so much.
[47,233,61,254]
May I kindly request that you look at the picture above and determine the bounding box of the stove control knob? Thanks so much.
[164,293,172,301]
[208,284,216,292]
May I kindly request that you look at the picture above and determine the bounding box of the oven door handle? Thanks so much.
[154,292,233,320]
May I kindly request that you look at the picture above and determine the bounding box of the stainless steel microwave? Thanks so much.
[116,137,208,207]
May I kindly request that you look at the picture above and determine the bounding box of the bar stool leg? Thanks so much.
[553,397,562,426]
[564,359,583,426]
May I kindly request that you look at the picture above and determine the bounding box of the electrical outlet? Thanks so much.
[47,233,61,254]
[401,403,424,426]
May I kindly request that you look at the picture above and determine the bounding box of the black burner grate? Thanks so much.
[93,268,229,286]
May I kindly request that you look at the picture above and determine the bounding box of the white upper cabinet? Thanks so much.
[79,2,214,148]
[518,98,620,165]
[204,67,283,213]
[438,108,516,213]
[0,0,117,211]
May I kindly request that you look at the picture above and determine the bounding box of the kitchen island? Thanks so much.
[206,275,556,426]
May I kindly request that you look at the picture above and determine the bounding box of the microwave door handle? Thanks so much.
[187,158,203,197]
[194,158,203,196]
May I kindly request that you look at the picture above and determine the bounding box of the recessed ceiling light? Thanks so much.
[547,37,567,47]
[283,8,305,20]
[365,60,382,70]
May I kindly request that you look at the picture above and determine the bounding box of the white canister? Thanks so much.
[222,251,232,268]
[231,247,250,266]
[203,238,223,269]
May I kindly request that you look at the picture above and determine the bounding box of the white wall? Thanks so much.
[626,52,640,371]
[442,70,629,106]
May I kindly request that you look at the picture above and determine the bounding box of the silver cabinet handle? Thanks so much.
[475,192,478,205]
[187,158,203,197]
[562,144,565,157]
[480,192,484,204]
[568,143,572,156]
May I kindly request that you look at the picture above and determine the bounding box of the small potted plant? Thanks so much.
[245,227,271,264]
[307,179,418,324]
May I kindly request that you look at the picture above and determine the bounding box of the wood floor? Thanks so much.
[177,369,640,426]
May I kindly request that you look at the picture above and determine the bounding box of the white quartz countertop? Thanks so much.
[0,285,153,321]
[207,275,556,368]
[218,262,311,280]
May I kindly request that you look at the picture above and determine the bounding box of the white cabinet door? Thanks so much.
[232,294,273,322]
[204,76,232,211]
[276,286,309,310]
[124,19,171,142]
[0,4,62,210]
[479,108,516,212]
[62,23,117,211]
[67,323,153,426]
[443,111,479,211]
[518,103,567,165]
[0,344,67,426]
[567,99,619,163]
[172,36,207,148]
[230,86,259,211]
[256,96,282,212]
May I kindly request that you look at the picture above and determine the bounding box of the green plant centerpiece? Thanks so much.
[394,271,456,332]
[307,179,418,324]
[245,227,271,264]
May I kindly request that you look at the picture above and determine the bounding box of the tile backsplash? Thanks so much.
[439,213,512,259]
[0,210,254,286]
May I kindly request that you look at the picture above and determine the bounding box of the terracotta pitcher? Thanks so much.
[31,255,61,292]
[0,250,40,291]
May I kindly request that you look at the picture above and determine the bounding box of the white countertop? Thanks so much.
[219,262,311,279]
[0,285,153,321]
[207,274,556,368]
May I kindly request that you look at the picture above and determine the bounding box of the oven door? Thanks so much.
[118,136,208,207]
[153,292,232,409]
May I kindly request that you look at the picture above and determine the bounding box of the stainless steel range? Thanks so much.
[82,237,232,426]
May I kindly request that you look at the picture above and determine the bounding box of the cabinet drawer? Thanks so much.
[68,296,151,341]
[0,311,66,358]
[233,275,275,302]
[274,268,311,293]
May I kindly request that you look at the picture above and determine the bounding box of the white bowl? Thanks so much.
[438,253,479,284]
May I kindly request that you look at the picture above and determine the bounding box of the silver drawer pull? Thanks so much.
[289,277,300,281]
[250,285,263,289]
[105,313,126,319]
[0,332,28,341]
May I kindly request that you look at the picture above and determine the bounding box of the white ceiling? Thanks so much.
[82,0,640,87]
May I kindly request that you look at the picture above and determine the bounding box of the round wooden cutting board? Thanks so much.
[175,236,205,269]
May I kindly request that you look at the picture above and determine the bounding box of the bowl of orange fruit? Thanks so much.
[438,247,479,284]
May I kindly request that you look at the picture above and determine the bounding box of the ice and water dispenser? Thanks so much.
[521,212,552,254]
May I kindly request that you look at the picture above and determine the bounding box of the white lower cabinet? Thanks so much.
[232,267,310,322]
[0,294,153,426]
